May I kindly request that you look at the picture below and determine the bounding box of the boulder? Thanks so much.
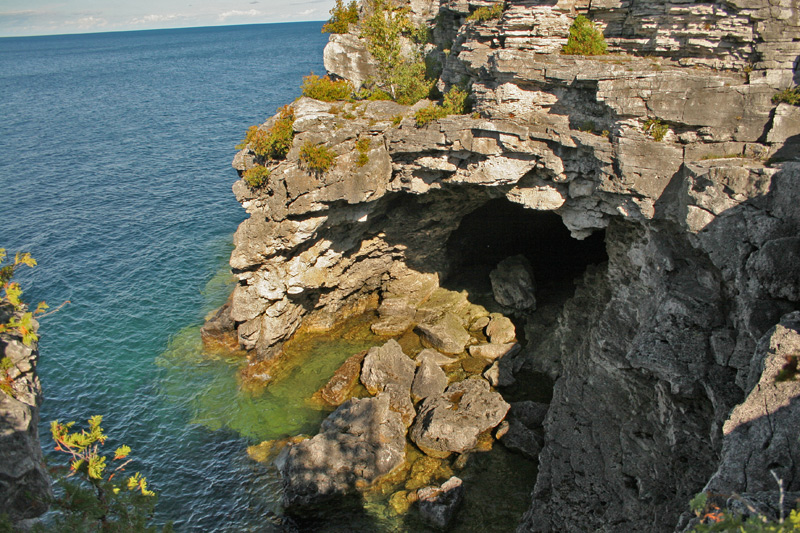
[485,314,517,344]
[509,401,549,428]
[279,393,406,509]
[499,420,542,460]
[371,297,416,336]
[417,476,465,528]
[410,378,510,457]
[360,340,416,395]
[360,340,417,425]
[415,312,471,355]
[469,342,519,361]
[313,350,367,406]
[489,255,536,310]
[416,348,458,367]
[411,353,449,402]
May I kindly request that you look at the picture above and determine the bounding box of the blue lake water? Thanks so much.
[0,23,328,530]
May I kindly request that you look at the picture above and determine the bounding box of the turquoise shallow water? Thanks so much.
[1,23,328,530]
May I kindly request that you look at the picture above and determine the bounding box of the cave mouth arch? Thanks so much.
[443,198,608,306]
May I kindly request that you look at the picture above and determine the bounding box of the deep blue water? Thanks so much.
[0,23,327,530]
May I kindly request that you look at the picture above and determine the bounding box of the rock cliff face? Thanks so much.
[0,310,51,523]
[225,0,800,530]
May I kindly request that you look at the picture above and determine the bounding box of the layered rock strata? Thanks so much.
[223,0,800,530]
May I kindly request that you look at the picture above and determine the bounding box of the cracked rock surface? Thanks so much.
[222,0,800,529]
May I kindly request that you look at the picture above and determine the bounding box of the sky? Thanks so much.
[0,0,336,37]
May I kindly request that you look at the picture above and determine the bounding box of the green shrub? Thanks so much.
[443,86,470,114]
[562,14,608,56]
[467,2,504,22]
[393,61,436,105]
[236,105,295,160]
[772,86,800,106]
[356,137,371,167]
[322,0,359,34]
[301,73,353,102]
[643,117,669,141]
[299,141,337,173]
[242,165,270,188]
[415,104,448,127]
[355,86,394,101]
[415,86,472,127]
[0,249,47,347]
[361,0,435,105]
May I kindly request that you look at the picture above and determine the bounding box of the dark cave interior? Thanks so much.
[443,198,608,303]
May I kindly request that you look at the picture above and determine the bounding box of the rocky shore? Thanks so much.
[212,0,800,530]
[0,307,51,525]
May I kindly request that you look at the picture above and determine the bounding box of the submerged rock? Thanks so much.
[313,349,367,407]
[417,476,464,529]
[200,297,241,353]
[279,393,406,509]
[410,378,510,457]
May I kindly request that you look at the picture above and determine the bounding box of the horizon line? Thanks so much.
[0,19,326,40]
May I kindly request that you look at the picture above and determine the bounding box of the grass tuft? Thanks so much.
[299,141,337,173]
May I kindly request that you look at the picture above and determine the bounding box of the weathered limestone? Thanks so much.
[703,312,800,498]
[410,378,510,457]
[411,352,449,402]
[416,312,472,355]
[314,349,368,406]
[224,0,800,529]
[361,340,417,425]
[278,393,406,509]
[0,309,51,523]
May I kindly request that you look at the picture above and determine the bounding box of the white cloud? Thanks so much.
[0,10,38,16]
[218,9,262,21]
[73,16,108,29]
[297,8,316,16]
[129,14,182,25]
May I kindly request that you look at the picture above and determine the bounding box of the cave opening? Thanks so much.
[443,198,608,308]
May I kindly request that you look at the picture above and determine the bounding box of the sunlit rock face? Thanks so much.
[224,0,800,529]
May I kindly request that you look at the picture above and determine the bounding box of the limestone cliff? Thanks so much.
[0,308,51,524]
[224,0,800,530]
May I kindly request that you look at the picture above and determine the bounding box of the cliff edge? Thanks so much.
[0,306,51,524]
[222,0,800,530]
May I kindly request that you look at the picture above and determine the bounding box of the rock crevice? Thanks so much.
[221,0,800,529]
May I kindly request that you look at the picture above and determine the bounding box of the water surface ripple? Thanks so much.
[0,23,327,531]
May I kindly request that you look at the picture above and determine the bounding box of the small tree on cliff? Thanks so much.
[48,416,171,532]
[562,14,608,56]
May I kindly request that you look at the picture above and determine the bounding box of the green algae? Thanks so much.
[155,269,542,530]
[156,311,384,442]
